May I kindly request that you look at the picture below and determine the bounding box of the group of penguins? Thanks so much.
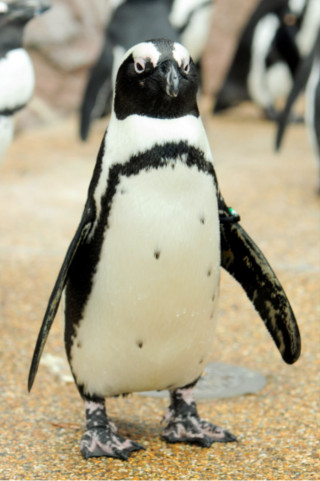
[0,0,317,461]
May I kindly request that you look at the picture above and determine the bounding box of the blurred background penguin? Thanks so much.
[213,0,320,121]
[0,0,50,164]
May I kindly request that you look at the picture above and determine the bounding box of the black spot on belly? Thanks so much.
[136,340,144,349]
[77,341,82,349]
[154,249,161,259]
[211,292,216,302]
[207,267,212,277]
[200,216,205,225]
[120,188,127,194]
[199,358,204,365]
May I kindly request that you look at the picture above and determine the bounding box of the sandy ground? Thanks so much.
[0,101,319,480]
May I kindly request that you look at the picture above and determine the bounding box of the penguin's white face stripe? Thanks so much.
[0,2,8,13]
[121,41,190,70]
[122,42,161,68]
[172,42,190,67]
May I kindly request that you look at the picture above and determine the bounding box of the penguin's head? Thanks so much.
[113,38,200,120]
[0,0,50,30]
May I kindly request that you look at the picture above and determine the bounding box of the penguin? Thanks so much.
[213,0,307,120]
[28,39,300,460]
[0,0,51,164]
[79,0,214,141]
[276,28,320,192]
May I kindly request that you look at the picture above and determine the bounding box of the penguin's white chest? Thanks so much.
[0,49,34,112]
[71,161,220,397]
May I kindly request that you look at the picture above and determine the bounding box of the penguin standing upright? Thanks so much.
[29,39,300,460]
[79,0,214,141]
[276,28,320,191]
[213,0,308,119]
[0,0,50,164]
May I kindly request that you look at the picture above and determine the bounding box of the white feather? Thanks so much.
[0,49,35,111]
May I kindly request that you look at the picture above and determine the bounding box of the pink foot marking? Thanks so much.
[162,386,237,447]
[80,400,144,460]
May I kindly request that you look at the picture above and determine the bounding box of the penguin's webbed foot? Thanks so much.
[81,399,144,459]
[162,417,236,446]
[161,385,237,447]
[80,426,144,460]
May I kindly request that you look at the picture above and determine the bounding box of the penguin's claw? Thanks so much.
[162,416,237,447]
[80,427,144,459]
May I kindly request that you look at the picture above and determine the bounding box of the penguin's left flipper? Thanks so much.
[220,208,301,364]
[28,213,93,392]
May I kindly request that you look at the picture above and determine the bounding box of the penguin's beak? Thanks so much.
[165,64,179,98]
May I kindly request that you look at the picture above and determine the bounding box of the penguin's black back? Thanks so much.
[107,0,179,50]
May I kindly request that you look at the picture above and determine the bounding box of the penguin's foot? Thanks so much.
[81,399,144,459]
[80,426,144,460]
[161,385,237,447]
[264,106,304,124]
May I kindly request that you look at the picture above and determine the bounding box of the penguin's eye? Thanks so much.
[182,60,190,74]
[134,58,146,74]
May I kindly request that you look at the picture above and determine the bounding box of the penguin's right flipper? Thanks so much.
[220,213,300,365]
[28,213,93,392]
[80,42,114,141]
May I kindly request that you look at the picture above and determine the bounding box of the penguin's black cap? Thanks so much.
[0,0,51,54]
[114,38,200,120]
